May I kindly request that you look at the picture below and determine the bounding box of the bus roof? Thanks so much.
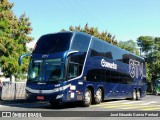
[37,31,144,61]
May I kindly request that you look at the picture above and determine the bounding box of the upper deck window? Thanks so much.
[33,33,73,54]
[90,37,140,64]
[70,33,91,52]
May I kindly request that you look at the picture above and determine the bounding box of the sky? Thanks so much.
[9,0,160,48]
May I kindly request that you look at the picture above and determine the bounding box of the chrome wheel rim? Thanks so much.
[137,90,140,99]
[133,90,136,100]
[85,91,91,104]
[96,89,102,102]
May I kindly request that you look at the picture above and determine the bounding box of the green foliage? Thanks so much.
[0,0,33,81]
[118,40,140,55]
[62,24,117,45]
[137,36,160,92]
[145,62,152,82]
[137,36,154,53]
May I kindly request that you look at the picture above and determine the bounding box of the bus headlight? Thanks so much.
[56,94,64,99]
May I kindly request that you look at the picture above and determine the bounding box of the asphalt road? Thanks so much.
[0,95,160,120]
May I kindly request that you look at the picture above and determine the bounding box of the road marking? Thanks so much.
[102,104,134,108]
[122,101,142,104]
[93,102,143,107]
[91,100,160,111]
[92,100,130,107]
[121,105,157,109]
[142,107,160,110]
[140,101,158,105]
[105,104,137,107]
[107,100,128,103]
[102,104,157,109]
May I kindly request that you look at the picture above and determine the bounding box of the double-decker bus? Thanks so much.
[19,32,147,107]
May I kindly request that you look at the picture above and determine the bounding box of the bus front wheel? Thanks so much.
[94,88,102,104]
[82,88,92,107]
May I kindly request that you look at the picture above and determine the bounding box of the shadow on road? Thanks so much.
[0,100,85,110]
[5,95,160,110]
[0,99,127,110]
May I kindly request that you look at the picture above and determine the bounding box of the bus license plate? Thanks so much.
[37,96,44,100]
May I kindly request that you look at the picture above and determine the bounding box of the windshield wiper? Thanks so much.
[48,78,64,83]
[28,79,45,83]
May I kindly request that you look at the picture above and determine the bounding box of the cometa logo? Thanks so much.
[101,59,117,70]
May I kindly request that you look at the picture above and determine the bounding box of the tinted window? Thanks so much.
[90,37,138,64]
[33,33,73,54]
[119,72,133,84]
[70,33,91,52]
[90,38,113,59]
[68,63,82,79]
[123,54,130,64]
[86,69,102,82]
[86,69,133,84]
[44,58,63,81]
[28,59,43,81]
[69,53,86,65]
[67,53,85,79]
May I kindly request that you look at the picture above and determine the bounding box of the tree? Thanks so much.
[137,36,160,92]
[0,0,33,82]
[137,36,160,78]
[62,24,117,45]
[118,40,140,55]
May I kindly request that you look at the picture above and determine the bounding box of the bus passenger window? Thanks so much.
[68,64,79,79]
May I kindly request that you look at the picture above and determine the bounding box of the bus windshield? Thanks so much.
[28,60,43,81]
[28,58,64,82]
[33,33,73,54]
[44,58,63,81]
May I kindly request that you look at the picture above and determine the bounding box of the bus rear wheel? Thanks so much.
[82,88,92,107]
[94,88,102,104]
[136,90,141,100]
[132,89,137,100]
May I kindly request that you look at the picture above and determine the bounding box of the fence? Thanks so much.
[1,82,26,100]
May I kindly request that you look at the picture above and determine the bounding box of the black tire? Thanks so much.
[82,88,92,107]
[136,89,141,100]
[94,88,102,104]
[132,89,137,100]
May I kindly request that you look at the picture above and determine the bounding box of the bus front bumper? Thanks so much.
[25,89,66,103]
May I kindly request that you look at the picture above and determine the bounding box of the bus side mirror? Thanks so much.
[18,53,31,66]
